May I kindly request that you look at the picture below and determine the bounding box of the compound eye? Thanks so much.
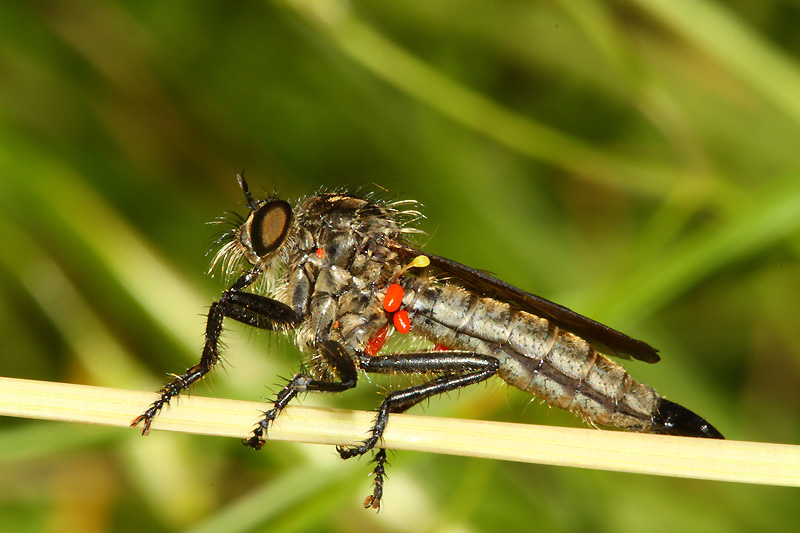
[250,200,292,257]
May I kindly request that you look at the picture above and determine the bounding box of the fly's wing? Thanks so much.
[385,239,660,364]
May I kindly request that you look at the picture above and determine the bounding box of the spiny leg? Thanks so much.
[131,269,301,434]
[337,370,496,458]
[363,449,388,510]
[341,351,499,508]
[245,340,358,449]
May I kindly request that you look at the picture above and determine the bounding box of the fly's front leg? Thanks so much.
[245,340,358,449]
[131,270,301,434]
[339,351,499,509]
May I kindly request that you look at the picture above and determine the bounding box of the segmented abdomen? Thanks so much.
[405,281,660,432]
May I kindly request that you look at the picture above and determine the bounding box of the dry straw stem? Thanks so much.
[1,376,797,487]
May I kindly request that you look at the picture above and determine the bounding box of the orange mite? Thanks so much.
[393,309,410,334]
[365,324,389,356]
[382,283,404,313]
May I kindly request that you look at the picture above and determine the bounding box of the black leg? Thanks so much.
[245,340,358,449]
[363,448,388,510]
[131,270,301,434]
[337,364,497,459]
[358,351,499,375]
[341,351,499,508]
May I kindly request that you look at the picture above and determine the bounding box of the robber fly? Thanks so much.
[133,175,723,509]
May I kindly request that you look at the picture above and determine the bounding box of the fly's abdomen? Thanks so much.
[407,282,671,433]
[497,331,659,431]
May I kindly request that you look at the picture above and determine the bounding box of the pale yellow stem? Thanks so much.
[1,376,798,487]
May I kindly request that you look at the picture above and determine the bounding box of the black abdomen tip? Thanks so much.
[651,398,724,439]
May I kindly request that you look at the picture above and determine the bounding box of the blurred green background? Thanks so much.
[1,1,799,531]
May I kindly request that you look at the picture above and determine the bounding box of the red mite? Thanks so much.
[365,324,389,356]
[393,309,411,334]
[315,248,325,259]
[382,283,404,313]
[366,283,413,356]
[384,283,411,334]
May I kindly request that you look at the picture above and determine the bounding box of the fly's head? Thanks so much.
[208,174,296,282]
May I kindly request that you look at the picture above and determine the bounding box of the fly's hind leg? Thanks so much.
[363,448,388,510]
[339,351,499,508]
[245,340,358,449]
[131,270,301,434]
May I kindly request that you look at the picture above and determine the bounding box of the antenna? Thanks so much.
[237,171,258,210]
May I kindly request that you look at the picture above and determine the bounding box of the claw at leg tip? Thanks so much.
[363,495,381,510]
[130,415,151,436]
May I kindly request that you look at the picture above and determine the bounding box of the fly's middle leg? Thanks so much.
[131,270,301,434]
[340,351,499,508]
[245,340,358,449]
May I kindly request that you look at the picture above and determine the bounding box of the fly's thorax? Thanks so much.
[321,229,360,267]
[287,228,407,355]
[296,193,405,247]
[331,249,407,352]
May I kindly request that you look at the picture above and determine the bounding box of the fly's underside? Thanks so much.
[133,176,723,509]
